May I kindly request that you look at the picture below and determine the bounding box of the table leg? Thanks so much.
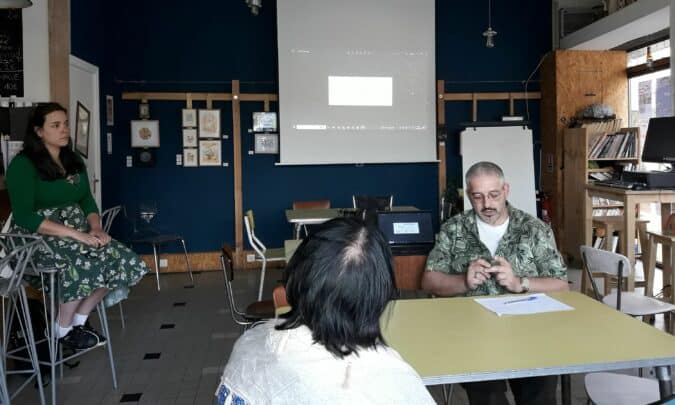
[656,366,673,399]
[582,189,593,296]
[623,200,636,291]
[561,374,571,405]
[645,237,657,298]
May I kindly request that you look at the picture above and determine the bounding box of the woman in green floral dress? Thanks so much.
[6,103,149,350]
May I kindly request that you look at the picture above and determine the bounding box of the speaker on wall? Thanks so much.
[134,148,156,168]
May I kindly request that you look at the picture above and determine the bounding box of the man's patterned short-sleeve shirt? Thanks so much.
[425,205,567,296]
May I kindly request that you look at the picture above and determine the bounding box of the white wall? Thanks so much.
[22,0,50,102]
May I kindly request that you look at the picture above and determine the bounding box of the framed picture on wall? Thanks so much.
[74,101,90,158]
[182,128,197,147]
[105,95,114,126]
[130,120,160,148]
[183,148,198,167]
[199,109,220,138]
[254,133,279,154]
[199,140,221,166]
[182,108,197,127]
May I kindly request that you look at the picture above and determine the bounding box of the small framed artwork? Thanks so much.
[252,112,277,132]
[105,95,114,126]
[74,101,90,158]
[182,109,197,127]
[199,140,222,166]
[254,133,279,154]
[130,120,160,148]
[139,101,150,119]
[199,109,220,138]
[183,148,198,167]
[182,128,197,147]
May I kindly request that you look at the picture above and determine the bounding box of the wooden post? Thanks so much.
[472,93,478,122]
[48,0,70,107]
[186,93,193,109]
[232,81,244,267]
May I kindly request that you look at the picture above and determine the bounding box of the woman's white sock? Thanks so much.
[72,313,88,327]
[56,322,72,339]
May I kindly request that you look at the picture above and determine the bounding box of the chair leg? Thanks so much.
[258,259,267,301]
[118,303,125,329]
[97,304,117,389]
[179,238,195,286]
[152,243,161,291]
[17,286,45,404]
[441,384,454,405]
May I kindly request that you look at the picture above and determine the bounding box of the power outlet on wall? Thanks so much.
[246,254,256,262]
[159,259,168,267]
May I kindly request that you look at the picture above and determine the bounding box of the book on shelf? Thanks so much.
[587,128,638,159]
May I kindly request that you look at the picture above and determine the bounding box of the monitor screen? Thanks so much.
[376,211,434,245]
[643,117,675,164]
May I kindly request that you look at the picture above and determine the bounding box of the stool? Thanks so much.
[0,234,45,404]
[21,242,118,405]
[131,233,194,291]
[644,214,675,301]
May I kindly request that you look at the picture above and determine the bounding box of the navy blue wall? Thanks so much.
[70,0,551,253]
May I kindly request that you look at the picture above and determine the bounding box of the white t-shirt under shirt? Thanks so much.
[475,215,509,256]
[216,320,435,404]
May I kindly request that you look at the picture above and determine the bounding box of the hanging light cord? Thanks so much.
[488,0,492,28]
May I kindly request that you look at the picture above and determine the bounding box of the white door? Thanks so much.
[69,56,101,208]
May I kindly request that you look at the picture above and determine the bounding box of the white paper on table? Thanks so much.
[474,293,574,316]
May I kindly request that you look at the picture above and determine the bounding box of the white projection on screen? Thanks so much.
[276,0,437,165]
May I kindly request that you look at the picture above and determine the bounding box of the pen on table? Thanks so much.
[503,296,538,305]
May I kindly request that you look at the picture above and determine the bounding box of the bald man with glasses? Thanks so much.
[422,161,568,405]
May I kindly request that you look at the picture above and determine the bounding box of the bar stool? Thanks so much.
[0,234,45,404]
[19,242,118,405]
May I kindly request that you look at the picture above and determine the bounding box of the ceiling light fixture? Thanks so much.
[245,0,261,16]
[0,0,32,8]
[482,0,497,48]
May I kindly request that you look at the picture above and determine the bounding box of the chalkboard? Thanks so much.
[0,9,23,97]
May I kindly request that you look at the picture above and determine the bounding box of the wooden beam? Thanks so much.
[443,92,541,101]
[231,81,244,267]
[48,0,70,107]
[121,91,279,103]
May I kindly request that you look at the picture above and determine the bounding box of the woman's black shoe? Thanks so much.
[82,322,107,344]
[59,326,100,350]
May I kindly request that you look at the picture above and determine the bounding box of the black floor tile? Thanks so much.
[143,352,161,360]
[173,302,186,307]
[120,393,142,402]
[160,323,175,329]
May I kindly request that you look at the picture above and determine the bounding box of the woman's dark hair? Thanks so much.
[277,217,397,358]
[20,102,84,180]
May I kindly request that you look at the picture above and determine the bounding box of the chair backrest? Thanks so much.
[580,246,632,308]
[220,243,250,326]
[100,205,123,234]
[666,213,675,236]
[352,195,393,211]
[272,285,288,310]
[0,234,43,297]
[292,200,330,210]
[1,213,12,234]
[244,210,266,254]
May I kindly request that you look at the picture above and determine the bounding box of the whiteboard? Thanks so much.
[460,126,536,217]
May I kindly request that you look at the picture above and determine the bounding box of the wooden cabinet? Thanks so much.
[562,126,639,264]
[540,50,628,251]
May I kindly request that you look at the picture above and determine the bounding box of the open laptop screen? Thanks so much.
[376,211,434,245]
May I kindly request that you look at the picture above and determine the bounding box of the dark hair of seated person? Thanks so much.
[21,102,84,180]
[276,216,397,358]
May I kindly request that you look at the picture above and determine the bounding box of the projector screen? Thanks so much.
[276,0,437,165]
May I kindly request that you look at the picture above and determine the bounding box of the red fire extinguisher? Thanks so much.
[541,193,552,224]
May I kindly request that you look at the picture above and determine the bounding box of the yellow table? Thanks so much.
[381,292,675,400]
[285,206,419,239]
[284,239,301,262]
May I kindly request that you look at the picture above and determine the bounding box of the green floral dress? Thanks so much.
[11,204,149,307]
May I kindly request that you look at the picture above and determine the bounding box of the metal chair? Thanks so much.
[0,234,45,404]
[580,246,675,405]
[244,210,285,301]
[129,206,194,291]
[220,244,274,329]
[580,246,675,316]
[100,206,126,328]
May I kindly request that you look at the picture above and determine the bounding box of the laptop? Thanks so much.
[376,210,435,256]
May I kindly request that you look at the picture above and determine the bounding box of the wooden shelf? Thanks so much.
[593,204,623,209]
[588,167,615,173]
[588,157,639,162]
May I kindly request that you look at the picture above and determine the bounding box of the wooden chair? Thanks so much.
[220,244,274,329]
[244,210,285,300]
[643,213,675,303]
[291,200,330,237]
